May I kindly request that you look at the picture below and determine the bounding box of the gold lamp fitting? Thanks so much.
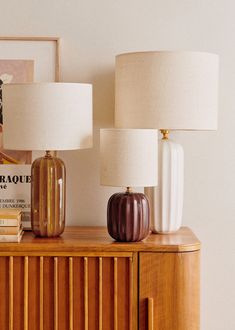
[45,150,52,158]
[126,187,132,193]
[160,129,170,140]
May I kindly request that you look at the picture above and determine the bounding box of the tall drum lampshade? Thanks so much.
[115,51,219,233]
[3,83,92,237]
[100,128,158,242]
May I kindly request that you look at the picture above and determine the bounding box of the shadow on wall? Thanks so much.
[59,69,117,226]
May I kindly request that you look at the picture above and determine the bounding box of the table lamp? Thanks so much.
[3,83,92,237]
[100,128,158,241]
[115,51,219,233]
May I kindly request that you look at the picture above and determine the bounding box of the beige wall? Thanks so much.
[1,0,234,328]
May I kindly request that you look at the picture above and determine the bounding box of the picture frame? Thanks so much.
[0,36,60,82]
[0,36,60,229]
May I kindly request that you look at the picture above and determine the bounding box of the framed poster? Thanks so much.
[0,36,60,229]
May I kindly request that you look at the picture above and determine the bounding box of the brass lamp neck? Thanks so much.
[126,187,132,193]
[160,129,170,140]
[45,150,53,158]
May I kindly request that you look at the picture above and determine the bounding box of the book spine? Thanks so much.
[22,220,31,230]
[0,219,19,226]
[0,226,20,235]
[0,230,23,242]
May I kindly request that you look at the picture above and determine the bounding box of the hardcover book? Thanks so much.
[0,165,31,229]
[0,228,24,242]
[0,208,22,227]
[0,224,22,235]
[0,219,20,226]
[0,208,22,217]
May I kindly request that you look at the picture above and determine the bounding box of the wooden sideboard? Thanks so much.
[0,226,200,330]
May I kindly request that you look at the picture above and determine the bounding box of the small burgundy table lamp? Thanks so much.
[100,128,158,242]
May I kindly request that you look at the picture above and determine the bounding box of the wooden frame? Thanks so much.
[0,36,60,229]
[0,36,60,163]
[0,36,60,82]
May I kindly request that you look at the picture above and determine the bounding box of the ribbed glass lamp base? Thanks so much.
[31,151,66,237]
[107,191,150,242]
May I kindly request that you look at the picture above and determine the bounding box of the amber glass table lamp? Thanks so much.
[3,83,92,237]
[100,128,158,242]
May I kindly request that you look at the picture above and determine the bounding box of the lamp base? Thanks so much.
[31,151,66,237]
[107,190,150,242]
[145,138,184,233]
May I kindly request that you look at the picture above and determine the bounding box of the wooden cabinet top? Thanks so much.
[0,226,200,253]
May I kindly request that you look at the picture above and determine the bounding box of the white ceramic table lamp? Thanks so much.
[115,51,219,233]
[100,128,158,241]
[3,83,92,237]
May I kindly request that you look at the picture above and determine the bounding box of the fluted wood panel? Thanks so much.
[0,227,200,330]
[28,257,40,330]
[40,257,44,330]
[0,255,135,330]
[13,257,24,330]
[57,257,68,330]
[0,257,9,328]
[73,257,84,329]
[117,257,130,330]
[44,257,54,330]
[9,256,13,330]
[102,257,114,330]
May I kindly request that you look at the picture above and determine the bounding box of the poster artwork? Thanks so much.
[0,60,34,229]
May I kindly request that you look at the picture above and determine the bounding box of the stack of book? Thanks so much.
[0,209,24,242]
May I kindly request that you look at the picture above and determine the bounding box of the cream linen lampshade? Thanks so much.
[115,51,219,130]
[100,128,158,242]
[3,83,92,150]
[100,128,158,187]
[3,83,92,237]
[115,51,219,234]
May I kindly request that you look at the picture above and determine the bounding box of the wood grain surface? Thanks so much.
[0,255,136,329]
[139,251,200,330]
[0,226,200,254]
[0,226,200,329]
